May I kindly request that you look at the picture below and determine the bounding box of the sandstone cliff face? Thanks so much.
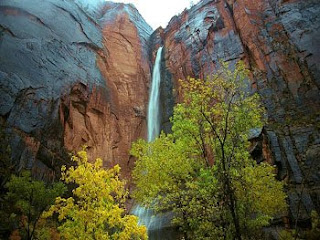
[1,0,319,226]
[63,2,152,177]
[0,0,152,178]
[155,0,320,224]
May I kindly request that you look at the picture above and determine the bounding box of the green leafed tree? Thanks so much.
[44,149,148,240]
[5,171,66,240]
[131,61,287,240]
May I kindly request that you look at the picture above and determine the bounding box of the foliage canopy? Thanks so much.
[5,171,66,240]
[131,61,287,239]
[44,149,147,240]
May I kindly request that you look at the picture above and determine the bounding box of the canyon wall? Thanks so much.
[0,0,319,226]
[0,0,152,178]
[154,0,320,224]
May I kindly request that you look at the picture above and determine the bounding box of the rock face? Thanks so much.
[0,0,319,227]
[0,0,152,178]
[154,0,320,225]
[63,1,152,177]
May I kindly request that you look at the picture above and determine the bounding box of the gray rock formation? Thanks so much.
[0,0,152,179]
[152,0,320,225]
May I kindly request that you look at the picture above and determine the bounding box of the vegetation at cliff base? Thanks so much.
[43,149,148,240]
[4,171,66,240]
[0,60,289,240]
[0,127,13,192]
[131,61,287,239]
[0,144,147,240]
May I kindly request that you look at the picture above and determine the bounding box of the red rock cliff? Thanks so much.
[154,0,320,224]
[0,0,152,178]
[1,0,320,224]
[62,2,152,177]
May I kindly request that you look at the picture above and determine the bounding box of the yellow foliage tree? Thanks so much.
[132,61,287,239]
[44,149,147,240]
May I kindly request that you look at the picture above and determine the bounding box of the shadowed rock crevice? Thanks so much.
[0,5,49,28]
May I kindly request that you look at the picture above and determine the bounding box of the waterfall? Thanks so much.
[147,46,163,142]
[132,47,176,239]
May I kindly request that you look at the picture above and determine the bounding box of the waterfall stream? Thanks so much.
[132,47,176,239]
[147,46,163,142]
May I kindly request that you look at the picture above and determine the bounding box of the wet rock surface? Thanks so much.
[0,0,319,228]
[154,0,320,224]
[0,0,152,178]
[0,0,105,178]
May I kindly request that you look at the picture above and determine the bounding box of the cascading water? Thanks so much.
[132,47,176,239]
[147,46,163,142]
